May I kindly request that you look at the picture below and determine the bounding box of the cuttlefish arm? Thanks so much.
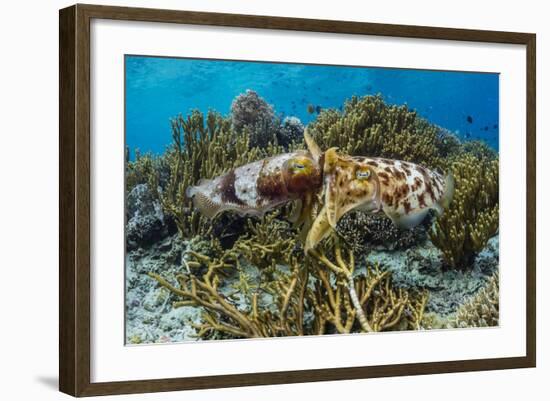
[304,130,322,163]
[305,204,332,252]
[305,148,381,253]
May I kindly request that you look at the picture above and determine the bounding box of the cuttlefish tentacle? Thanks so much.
[304,130,322,163]
[288,192,315,226]
[305,204,332,252]
[305,148,382,253]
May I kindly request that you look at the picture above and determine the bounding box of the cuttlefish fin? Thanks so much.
[304,129,322,162]
[423,172,455,217]
[437,172,455,214]
[304,205,333,254]
[188,191,223,219]
[387,209,430,229]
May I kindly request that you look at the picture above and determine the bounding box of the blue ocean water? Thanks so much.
[125,55,499,158]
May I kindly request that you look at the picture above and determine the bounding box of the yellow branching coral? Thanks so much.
[429,153,499,268]
[149,215,309,338]
[308,95,444,169]
[125,149,167,192]
[451,272,499,328]
[310,241,427,333]
[234,213,297,269]
[149,215,427,339]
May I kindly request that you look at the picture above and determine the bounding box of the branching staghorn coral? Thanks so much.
[307,95,444,169]
[233,213,297,269]
[149,214,427,339]
[126,148,169,193]
[154,110,285,238]
[459,140,498,162]
[434,128,462,159]
[450,272,499,328]
[429,153,499,268]
[149,214,310,338]
[309,240,428,333]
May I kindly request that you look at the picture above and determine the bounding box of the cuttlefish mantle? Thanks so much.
[304,140,454,253]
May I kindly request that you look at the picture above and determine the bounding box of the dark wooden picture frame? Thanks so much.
[59,3,536,397]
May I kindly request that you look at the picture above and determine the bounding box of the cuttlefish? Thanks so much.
[186,150,322,219]
[186,132,454,254]
[303,133,454,252]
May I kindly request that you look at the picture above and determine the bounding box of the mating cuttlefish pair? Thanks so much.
[186,132,454,253]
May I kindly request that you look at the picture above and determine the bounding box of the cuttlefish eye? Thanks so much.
[288,157,313,174]
[356,168,371,180]
[283,155,321,194]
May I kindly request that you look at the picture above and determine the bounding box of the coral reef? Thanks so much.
[434,128,462,158]
[459,140,498,161]
[125,148,169,192]
[307,95,444,169]
[309,240,428,333]
[429,153,499,268]
[231,90,279,148]
[149,214,308,339]
[126,234,202,344]
[125,92,500,343]
[126,183,174,250]
[450,272,499,328]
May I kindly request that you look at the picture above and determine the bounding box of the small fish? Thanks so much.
[307,104,315,114]
[304,135,454,252]
[315,105,322,114]
[186,152,322,219]
[466,115,473,124]
[493,124,498,129]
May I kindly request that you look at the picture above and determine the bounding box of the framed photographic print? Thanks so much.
[59,4,536,397]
